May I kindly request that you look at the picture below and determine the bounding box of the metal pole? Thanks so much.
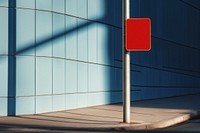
[122,0,130,123]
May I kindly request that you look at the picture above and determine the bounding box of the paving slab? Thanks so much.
[0,94,200,132]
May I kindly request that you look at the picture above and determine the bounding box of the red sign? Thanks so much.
[126,18,151,51]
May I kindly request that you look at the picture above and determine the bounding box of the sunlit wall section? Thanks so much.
[0,1,9,116]
[0,0,122,116]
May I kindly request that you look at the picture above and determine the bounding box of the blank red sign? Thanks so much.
[126,18,151,51]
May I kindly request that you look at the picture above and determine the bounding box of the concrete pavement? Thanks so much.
[0,94,200,132]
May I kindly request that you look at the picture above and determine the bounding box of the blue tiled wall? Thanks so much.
[0,7,8,55]
[130,0,200,100]
[0,0,200,116]
[16,56,35,96]
[16,9,35,56]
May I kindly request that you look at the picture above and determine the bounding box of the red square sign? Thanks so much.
[126,18,151,51]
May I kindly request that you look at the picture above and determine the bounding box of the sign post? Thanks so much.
[122,0,131,123]
[122,0,151,123]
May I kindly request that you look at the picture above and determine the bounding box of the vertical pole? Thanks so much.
[122,0,130,123]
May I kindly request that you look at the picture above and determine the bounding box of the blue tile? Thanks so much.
[0,8,8,55]
[65,94,77,110]
[17,0,35,9]
[103,0,114,25]
[96,0,106,22]
[88,64,98,92]
[88,23,98,63]
[36,0,52,11]
[0,0,8,6]
[36,57,52,95]
[16,97,35,115]
[98,23,110,65]
[115,68,122,91]
[66,16,77,60]
[0,56,8,97]
[96,92,110,104]
[78,19,88,62]
[16,56,35,96]
[36,95,52,113]
[0,98,7,116]
[88,0,106,21]
[131,91,141,101]
[130,69,142,85]
[66,0,77,16]
[106,66,115,91]
[53,58,65,94]
[109,67,116,91]
[87,92,107,106]
[53,95,65,111]
[108,26,114,65]
[77,93,87,108]
[53,0,65,13]
[98,65,110,92]
[114,0,122,27]
[77,0,87,18]
[114,28,122,67]
[87,93,100,106]
[16,9,35,56]
[36,11,52,57]
[88,0,96,20]
[130,0,140,18]
[78,62,87,93]
[65,60,77,93]
[53,13,65,58]
[110,92,122,103]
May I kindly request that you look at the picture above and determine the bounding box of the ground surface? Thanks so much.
[0,94,200,133]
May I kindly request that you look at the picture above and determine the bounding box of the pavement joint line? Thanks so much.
[60,110,199,131]
[1,94,200,131]
[0,110,200,131]
[79,110,200,131]
[0,111,199,132]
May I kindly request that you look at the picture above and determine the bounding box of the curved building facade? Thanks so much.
[0,0,200,116]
